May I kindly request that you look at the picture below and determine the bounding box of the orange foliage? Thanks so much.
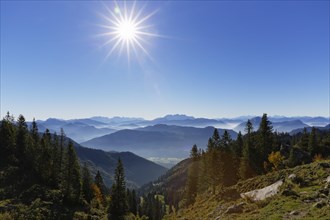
[313,154,323,162]
[91,184,103,204]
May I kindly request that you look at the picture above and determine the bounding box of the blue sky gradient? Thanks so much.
[1,1,329,120]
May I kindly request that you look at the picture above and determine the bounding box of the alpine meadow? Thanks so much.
[1,1,329,220]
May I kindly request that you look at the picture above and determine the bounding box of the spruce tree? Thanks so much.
[109,158,128,219]
[220,130,236,186]
[82,163,93,203]
[16,115,29,165]
[257,114,273,172]
[308,127,318,155]
[0,112,16,168]
[300,127,309,151]
[95,170,108,200]
[239,120,255,180]
[186,145,200,205]
[39,130,53,185]
[233,132,243,158]
[63,141,81,204]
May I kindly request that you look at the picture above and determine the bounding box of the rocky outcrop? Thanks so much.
[240,180,283,201]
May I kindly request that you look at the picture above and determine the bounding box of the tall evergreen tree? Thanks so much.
[63,141,81,203]
[220,130,237,186]
[127,189,137,215]
[109,158,128,219]
[205,133,224,194]
[257,114,273,172]
[212,129,220,149]
[95,170,108,200]
[239,120,255,180]
[233,132,243,158]
[16,115,29,165]
[0,112,16,168]
[308,127,318,155]
[39,130,53,184]
[82,163,93,203]
[186,145,200,205]
[300,127,309,151]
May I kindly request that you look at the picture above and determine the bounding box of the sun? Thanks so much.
[98,1,159,61]
[117,20,137,41]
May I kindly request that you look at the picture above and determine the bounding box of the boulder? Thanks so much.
[288,174,296,180]
[240,180,283,201]
[326,176,330,183]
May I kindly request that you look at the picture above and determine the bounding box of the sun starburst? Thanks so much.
[98,1,159,62]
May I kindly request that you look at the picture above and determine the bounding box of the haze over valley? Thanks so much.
[30,114,330,167]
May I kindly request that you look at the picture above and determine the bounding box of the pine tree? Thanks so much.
[16,115,29,165]
[308,127,318,155]
[212,129,220,149]
[127,189,137,215]
[109,158,128,219]
[257,114,273,172]
[245,119,253,134]
[51,134,61,187]
[82,163,93,203]
[39,130,53,185]
[30,118,39,145]
[239,120,255,180]
[0,112,16,168]
[220,130,236,186]
[63,141,81,203]
[95,170,108,201]
[300,127,309,151]
[233,132,243,158]
[186,145,200,205]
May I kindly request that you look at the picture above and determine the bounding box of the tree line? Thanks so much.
[185,113,330,206]
[0,112,166,219]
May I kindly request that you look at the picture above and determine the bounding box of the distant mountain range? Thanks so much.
[32,114,329,142]
[31,114,329,167]
[233,117,312,133]
[31,118,116,143]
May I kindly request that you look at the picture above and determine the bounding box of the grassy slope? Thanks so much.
[164,161,330,220]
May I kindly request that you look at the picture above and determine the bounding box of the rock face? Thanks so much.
[240,180,284,201]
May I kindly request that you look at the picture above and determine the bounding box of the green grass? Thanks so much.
[163,160,330,220]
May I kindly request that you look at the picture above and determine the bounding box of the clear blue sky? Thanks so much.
[1,1,329,120]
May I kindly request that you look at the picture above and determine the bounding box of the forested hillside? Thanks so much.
[0,113,166,219]
[140,114,330,219]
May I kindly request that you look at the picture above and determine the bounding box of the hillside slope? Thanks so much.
[75,145,167,188]
[164,161,330,220]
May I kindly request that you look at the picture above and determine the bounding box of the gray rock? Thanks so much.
[241,180,283,201]
[326,176,330,183]
[288,174,296,180]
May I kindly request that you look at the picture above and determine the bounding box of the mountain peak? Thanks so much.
[159,114,195,121]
